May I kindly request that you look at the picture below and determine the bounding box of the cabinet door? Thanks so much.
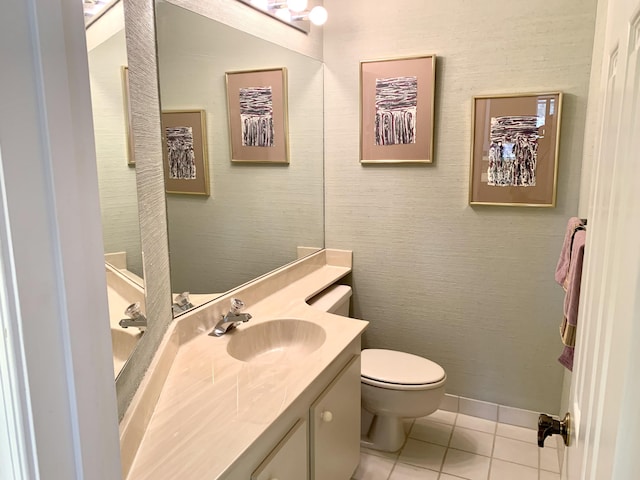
[310,356,361,480]
[251,419,308,480]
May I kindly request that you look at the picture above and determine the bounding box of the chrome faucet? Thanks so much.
[119,302,147,330]
[209,298,252,337]
[172,291,195,315]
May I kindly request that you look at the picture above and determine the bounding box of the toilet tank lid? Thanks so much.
[361,349,446,385]
[307,284,352,312]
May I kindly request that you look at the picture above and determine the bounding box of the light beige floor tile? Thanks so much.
[489,459,538,480]
[389,463,439,479]
[539,470,561,480]
[404,418,415,434]
[352,452,395,480]
[361,446,400,461]
[398,438,447,471]
[441,448,491,480]
[450,426,495,457]
[495,423,542,446]
[540,445,561,473]
[456,413,497,434]
[439,474,470,480]
[492,436,538,469]
[425,409,457,425]
[409,418,453,446]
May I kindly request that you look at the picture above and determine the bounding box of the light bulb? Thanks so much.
[308,5,328,26]
[274,7,292,22]
[250,0,269,11]
[287,0,308,12]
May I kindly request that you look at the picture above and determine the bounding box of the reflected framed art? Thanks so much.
[121,66,135,166]
[161,109,210,196]
[225,67,289,164]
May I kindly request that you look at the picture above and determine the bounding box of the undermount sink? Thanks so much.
[226,319,326,363]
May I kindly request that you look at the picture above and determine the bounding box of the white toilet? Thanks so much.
[309,285,447,452]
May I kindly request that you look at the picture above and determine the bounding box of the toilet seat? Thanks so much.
[361,349,446,391]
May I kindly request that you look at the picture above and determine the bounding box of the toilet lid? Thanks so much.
[361,349,445,386]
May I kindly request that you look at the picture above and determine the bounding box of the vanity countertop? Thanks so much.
[125,258,368,479]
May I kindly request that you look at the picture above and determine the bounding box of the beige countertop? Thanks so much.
[125,252,367,479]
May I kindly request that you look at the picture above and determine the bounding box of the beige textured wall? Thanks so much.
[323,0,597,412]
[157,3,324,295]
[88,28,143,276]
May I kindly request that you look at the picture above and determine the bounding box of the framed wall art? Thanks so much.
[121,66,135,166]
[161,110,210,196]
[360,54,436,164]
[469,92,563,207]
[225,67,289,163]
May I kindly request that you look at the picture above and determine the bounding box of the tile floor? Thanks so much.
[352,410,561,480]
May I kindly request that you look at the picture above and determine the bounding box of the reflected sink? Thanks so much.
[226,319,326,363]
[111,328,142,378]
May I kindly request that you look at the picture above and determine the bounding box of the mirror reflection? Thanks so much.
[155,1,325,313]
[86,2,146,378]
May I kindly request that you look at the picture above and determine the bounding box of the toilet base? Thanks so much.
[361,414,407,452]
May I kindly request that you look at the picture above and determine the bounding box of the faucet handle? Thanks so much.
[174,292,191,306]
[125,302,142,319]
[229,298,246,314]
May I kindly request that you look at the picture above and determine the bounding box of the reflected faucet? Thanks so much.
[119,302,147,331]
[172,291,195,315]
[209,298,252,337]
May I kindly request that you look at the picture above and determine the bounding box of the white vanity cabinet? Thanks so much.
[251,419,308,480]
[310,356,361,480]
[247,355,361,480]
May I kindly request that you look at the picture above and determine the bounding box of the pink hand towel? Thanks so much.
[555,217,585,288]
[558,229,586,371]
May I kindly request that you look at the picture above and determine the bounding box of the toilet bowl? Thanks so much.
[308,285,447,452]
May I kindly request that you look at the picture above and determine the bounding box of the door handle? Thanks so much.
[538,412,570,447]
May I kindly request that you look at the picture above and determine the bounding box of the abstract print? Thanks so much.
[240,86,274,147]
[374,76,417,146]
[488,116,538,187]
[165,126,196,180]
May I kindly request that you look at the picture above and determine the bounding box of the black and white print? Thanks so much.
[488,116,538,187]
[240,86,274,147]
[166,126,196,180]
[374,76,418,146]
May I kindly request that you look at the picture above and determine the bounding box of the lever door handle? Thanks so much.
[538,412,570,447]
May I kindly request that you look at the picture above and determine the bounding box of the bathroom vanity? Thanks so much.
[121,250,367,479]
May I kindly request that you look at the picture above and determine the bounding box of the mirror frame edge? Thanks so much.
[117,0,173,420]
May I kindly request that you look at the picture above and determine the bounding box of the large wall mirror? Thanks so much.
[156,0,325,309]
[86,1,147,382]
[88,0,325,417]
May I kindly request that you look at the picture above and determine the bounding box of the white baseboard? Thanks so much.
[439,394,541,429]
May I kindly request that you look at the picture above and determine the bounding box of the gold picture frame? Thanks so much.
[161,110,210,196]
[225,67,289,164]
[469,92,563,207]
[121,66,135,166]
[360,54,436,164]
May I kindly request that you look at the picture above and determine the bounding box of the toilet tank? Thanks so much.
[308,285,352,317]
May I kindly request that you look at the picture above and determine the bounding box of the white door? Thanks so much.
[563,0,640,478]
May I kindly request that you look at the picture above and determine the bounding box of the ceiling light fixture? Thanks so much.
[287,0,308,13]
[285,4,328,26]
[306,5,328,26]
[239,0,328,30]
